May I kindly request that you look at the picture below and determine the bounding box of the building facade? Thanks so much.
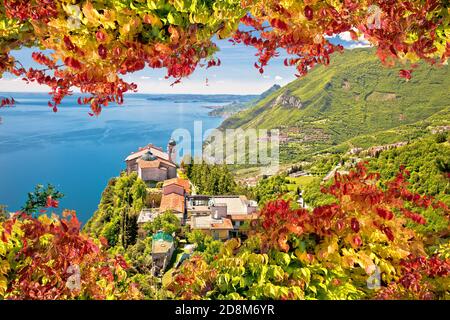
[151,231,175,275]
[125,142,177,183]
[187,195,259,239]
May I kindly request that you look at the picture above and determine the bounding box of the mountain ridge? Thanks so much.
[207,84,281,117]
[219,48,450,163]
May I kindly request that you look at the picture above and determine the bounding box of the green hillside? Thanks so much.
[220,48,450,163]
[300,132,450,234]
[367,134,450,202]
[208,84,281,117]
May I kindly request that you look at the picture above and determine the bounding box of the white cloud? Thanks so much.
[131,78,269,95]
[324,30,373,49]
[348,43,372,50]
[0,78,53,92]
[0,76,273,95]
[338,31,354,42]
[341,32,369,43]
[263,75,270,79]
[274,75,283,81]
[140,76,151,80]
[338,31,372,48]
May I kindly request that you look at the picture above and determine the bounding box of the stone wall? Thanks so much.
[140,167,168,182]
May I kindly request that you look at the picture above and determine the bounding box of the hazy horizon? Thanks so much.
[0,33,368,95]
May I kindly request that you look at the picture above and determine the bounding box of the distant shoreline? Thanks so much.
[0,91,260,97]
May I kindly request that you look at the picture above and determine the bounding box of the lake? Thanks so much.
[0,92,256,223]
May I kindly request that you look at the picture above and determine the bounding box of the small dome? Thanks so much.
[141,150,157,161]
[168,138,176,146]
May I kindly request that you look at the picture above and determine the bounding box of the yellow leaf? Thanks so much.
[0,260,10,274]
[143,14,163,28]
[404,52,420,63]
[82,1,102,26]
[0,275,7,296]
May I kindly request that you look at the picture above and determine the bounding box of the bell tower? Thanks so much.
[167,138,177,162]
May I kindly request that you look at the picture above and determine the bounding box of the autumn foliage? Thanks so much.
[0,210,141,299]
[167,164,449,300]
[1,164,449,300]
[0,0,449,114]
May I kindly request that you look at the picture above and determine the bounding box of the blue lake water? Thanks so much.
[0,92,255,223]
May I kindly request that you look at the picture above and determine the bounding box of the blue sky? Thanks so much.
[0,32,369,95]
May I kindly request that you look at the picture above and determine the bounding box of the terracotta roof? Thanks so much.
[125,144,170,162]
[211,218,233,230]
[137,158,162,169]
[160,193,185,213]
[228,213,259,221]
[163,178,190,193]
[137,158,176,169]
[159,158,176,167]
[191,216,234,230]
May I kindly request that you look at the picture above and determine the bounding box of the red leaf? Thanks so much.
[115,256,129,269]
[349,30,358,41]
[353,235,362,247]
[399,69,412,80]
[96,30,106,42]
[60,220,68,232]
[270,18,288,31]
[98,45,107,59]
[376,207,394,220]
[63,36,75,51]
[304,6,314,20]
[382,226,394,241]
[350,218,360,232]
[64,57,82,70]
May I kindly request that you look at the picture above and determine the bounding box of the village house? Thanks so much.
[159,177,191,224]
[238,176,259,187]
[137,208,159,238]
[190,214,234,241]
[347,147,363,155]
[367,141,408,157]
[151,231,175,275]
[137,176,191,234]
[162,177,190,196]
[124,140,177,184]
[130,149,259,242]
[187,195,259,239]
[288,171,309,178]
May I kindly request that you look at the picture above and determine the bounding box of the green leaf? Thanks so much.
[308,285,317,294]
[167,12,176,24]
